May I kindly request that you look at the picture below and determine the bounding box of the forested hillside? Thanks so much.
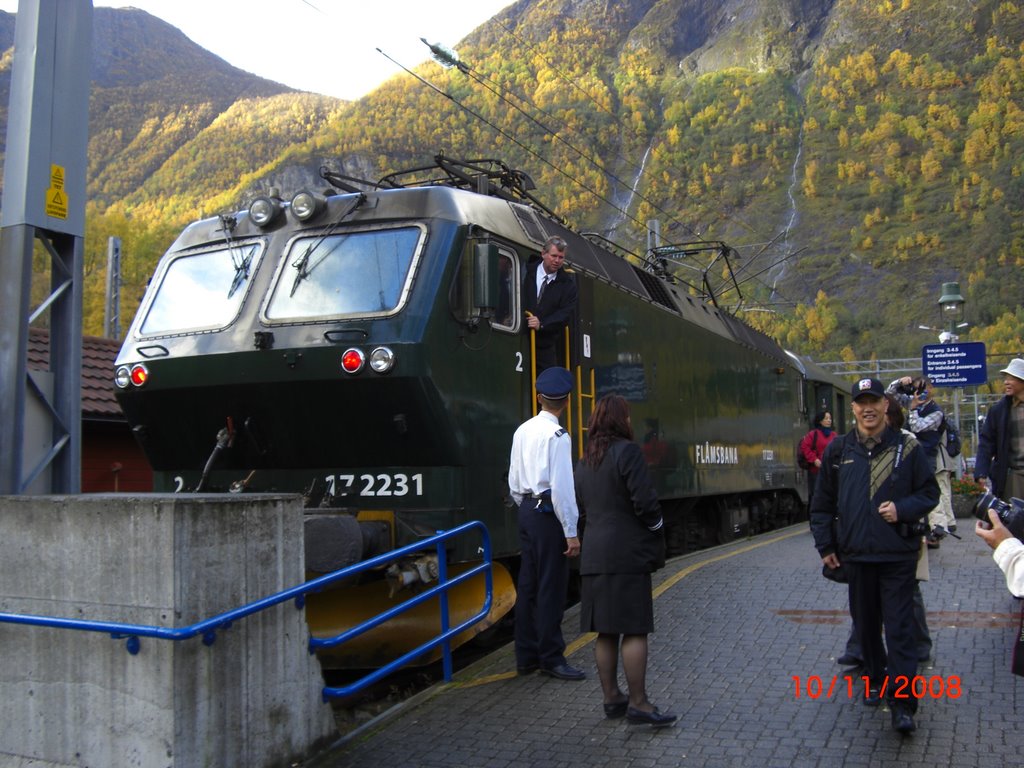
[1,1,1022,363]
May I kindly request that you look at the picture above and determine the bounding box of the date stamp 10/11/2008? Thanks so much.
[792,675,962,701]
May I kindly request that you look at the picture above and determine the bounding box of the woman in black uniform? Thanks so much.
[575,395,676,727]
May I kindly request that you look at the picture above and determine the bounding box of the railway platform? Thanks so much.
[307,522,1024,768]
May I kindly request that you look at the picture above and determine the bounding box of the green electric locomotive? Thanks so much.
[113,156,836,666]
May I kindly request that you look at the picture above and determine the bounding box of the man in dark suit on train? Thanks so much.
[523,236,577,372]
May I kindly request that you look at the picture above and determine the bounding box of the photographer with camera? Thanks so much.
[975,506,1024,598]
[811,379,939,734]
[974,491,1024,677]
[888,376,956,548]
[975,358,1024,504]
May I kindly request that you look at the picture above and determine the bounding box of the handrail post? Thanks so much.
[575,365,597,458]
[529,321,538,416]
[563,325,572,439]
[436,532,453,682]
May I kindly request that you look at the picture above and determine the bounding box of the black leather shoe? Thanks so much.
[540,663,585,680]
[516,664,538,676]
[864,687,882,707]
[626,706,677,727]
[837,653,862,666]
[603,698,628,719]
[892,708,916,734]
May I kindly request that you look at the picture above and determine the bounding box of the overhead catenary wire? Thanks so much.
[390,28,805,315]
[496,21,824,309]
[490,17,785,247]
[377,48,651,236]
[493,18,626,130]
[421,35,702,243]
[455,26,806,308]
[459,64,703,241]
[409,67,768,309]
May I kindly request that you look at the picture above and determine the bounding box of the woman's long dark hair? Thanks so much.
[582,394,634,468]
[885,393,905,431]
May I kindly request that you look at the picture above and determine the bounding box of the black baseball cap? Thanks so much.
[851,378,885,401]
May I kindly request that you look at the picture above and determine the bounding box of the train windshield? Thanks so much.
[139,243,262,335]
[264,226,422,321]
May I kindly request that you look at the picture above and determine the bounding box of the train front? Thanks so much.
[113,187,516,668]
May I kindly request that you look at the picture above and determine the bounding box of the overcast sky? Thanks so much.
[0,0,516,100]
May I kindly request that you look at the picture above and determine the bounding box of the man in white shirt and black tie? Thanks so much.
[523,236,578,372]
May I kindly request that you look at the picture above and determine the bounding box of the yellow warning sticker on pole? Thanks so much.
[45,164,68,219]
[45,187,68,219]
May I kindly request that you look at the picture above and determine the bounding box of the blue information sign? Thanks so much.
[922,341,988,386]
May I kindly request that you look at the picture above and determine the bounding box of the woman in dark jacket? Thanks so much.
[574,395,675,727]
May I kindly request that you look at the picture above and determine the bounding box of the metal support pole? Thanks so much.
[0,226,34,494]
[0,0,92,494]
[952,387,962,480]
[104,236,122,340]
[647,219,662,253]
[972,392,980,459]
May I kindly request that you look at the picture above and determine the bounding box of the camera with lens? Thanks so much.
[973,491,1024,541]
[897,520,931,538]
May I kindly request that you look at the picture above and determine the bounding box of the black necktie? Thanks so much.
[538,275,550,302]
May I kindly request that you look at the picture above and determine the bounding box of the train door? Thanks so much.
[571,271,595,458]
[519,265,595,458]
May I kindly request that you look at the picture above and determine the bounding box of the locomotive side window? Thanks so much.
[264,226,422,321]
[447,239,518,332]
[139,243,262,335]
[491,251,519,331]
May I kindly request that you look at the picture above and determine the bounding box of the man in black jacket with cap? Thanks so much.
[811,378,939,734]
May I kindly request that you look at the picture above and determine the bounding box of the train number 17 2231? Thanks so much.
[325,473,424,497]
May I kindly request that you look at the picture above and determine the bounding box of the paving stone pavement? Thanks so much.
[307,522,1024,768]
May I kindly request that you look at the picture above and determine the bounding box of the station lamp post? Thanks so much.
[938,282,965,342]
[937,282,965,478]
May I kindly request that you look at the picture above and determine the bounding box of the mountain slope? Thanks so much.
[0,7,342,208]
[2,2,1021,360]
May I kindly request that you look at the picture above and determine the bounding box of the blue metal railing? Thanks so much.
[313,521,495,699]
[0,520,494,698]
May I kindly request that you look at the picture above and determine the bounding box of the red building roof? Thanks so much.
[27,328,124,420]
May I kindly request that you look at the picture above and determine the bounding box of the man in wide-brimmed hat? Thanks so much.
[975,358,1024,503]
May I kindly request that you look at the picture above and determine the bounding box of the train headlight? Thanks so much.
[291,189,326,222]
[341,348,365,374]
[249,196,283,227]
[368,346,395,374]
[116,364,149,388]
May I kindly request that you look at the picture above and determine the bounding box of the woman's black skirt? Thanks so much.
[579,572,654,635]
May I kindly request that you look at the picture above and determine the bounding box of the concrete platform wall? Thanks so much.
[0,495,337,768]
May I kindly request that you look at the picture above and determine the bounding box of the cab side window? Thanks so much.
[492,251,518,331]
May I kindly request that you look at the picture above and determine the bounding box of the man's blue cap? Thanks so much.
[536,367,573,398]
